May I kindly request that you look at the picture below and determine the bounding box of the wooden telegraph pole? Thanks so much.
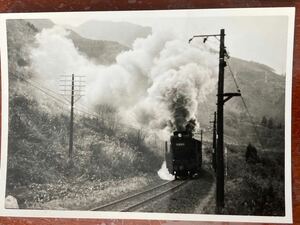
[60,74,85,161]
[200,130,203,143]
[69,74,75,159]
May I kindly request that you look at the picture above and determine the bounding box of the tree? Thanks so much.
[245,143,260,163]
[261,116,267,127]
[136,128,146,147]
[95,104,118,134]
[268,117,274,129]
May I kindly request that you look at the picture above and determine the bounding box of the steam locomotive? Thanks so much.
[165,130,202,179]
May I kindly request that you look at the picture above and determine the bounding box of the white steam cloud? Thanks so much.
[30,25,218,139]
[157,161,174,181]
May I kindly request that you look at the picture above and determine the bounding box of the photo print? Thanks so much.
[0,7,295,223]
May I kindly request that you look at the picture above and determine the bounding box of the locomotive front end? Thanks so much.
[167,130,202,179]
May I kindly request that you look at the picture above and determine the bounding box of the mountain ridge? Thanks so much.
[71,20,152,47]
[10,19,285,147]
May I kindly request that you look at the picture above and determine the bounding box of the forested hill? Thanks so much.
[6,20,162,209]
[197,55,285,146]
[70,20,152,47]
[225,57,285,123]
[25,19,130,65]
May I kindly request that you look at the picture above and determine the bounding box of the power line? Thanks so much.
[12,74,145,135]
[240,95,264,149]
[28,78,98,119]
[15,75,96,116]
[12,75,99,122]
[12,75,69,107]
[30,79,71,103]
[226,62,240,92]
[225,59,264,149]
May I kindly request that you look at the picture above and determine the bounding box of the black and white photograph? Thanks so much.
[0,8,294,223]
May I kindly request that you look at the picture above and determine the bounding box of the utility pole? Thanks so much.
[69,74,75,159]
[216,28,226,211]
[210,112,217,172]
[216,29,240,212]
[165,141,168,154]
[200,129,203,143]
[189,29,240,213]
[60,74,85,161]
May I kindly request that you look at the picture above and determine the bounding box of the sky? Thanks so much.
[51,10,290,74]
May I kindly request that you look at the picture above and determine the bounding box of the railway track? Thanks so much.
[90,180,189,212]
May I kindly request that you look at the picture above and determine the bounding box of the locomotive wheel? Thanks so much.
[182,172,189,180]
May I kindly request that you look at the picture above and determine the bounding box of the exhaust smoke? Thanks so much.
[30,26,218,137]
[29,25,219,181]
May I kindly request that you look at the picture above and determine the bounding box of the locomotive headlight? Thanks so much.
[178,133,182,137]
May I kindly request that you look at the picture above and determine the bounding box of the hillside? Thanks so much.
[72,20,152,47]
[25,19,129,65]
[25,19,55,30]
[225,57,285,122]
[67,29,129,65]
[7,20,38,81]
[6,19,162,209]
[197,56,285,146]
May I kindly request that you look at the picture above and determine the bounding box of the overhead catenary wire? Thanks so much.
[201,33,264,149]
[226,62,240,92]
[225,58,264,149]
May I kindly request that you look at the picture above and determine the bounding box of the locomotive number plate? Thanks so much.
[176,143,185,146]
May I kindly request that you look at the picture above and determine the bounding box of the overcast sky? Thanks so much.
[51,11,290,74]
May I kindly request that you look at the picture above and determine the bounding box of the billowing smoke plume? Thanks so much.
[30,25,218,139]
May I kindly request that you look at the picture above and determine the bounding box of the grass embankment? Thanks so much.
[7,94,163,209]
[224,144,285,216]
[24,175,161,210]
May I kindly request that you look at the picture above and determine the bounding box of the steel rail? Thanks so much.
[90,180,174,211]
[120,180,188,212]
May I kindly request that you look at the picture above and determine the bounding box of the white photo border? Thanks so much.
[0,7,295,223]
